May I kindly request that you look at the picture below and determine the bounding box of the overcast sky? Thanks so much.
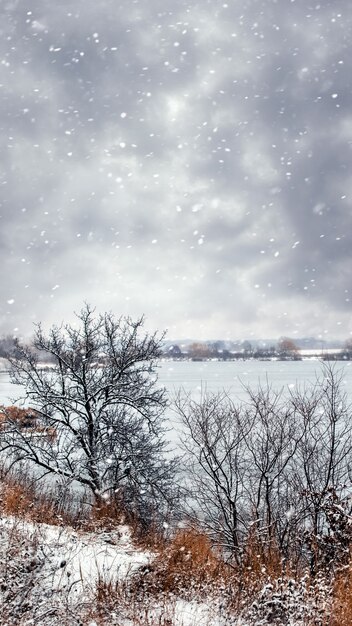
[0,0,351,341]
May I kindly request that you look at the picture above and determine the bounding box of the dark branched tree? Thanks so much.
[176,364,352,570]
[0,304,179,527]
[175,391,252,562]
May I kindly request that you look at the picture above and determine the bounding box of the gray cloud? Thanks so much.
[0,0,351,340]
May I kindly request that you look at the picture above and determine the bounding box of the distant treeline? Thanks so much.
[164,337,352,361]
[0,335,54,363]
[1,334,351,363]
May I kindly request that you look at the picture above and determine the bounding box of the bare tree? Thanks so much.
[277,337,300,360]
[175,390,253,562]
[289,364,352,572]
[176,386,301,562]
[176,364,352,569]
[0,304,179,526]
[241,383,302,560]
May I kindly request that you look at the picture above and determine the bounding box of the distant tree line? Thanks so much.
[323,338,352,361]
[0,336,21,360]
[164,337,302,361]
[2,334,352,365]
[164,337,352,361]
[0,335,55,363]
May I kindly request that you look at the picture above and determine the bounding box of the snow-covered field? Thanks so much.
[0,513,334,626]
[0,516,231,626]
[0,517,150,595]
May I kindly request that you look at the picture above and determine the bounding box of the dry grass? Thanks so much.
[238,529,297,591]
[90,527,333,626]
[0,467,156,536]
[85,527,231,625]
[0,469,351,625]
[131,527,230,598]
[331,561,352,626]
[0,469,81,527]
[0,467,153,537]
[88,497,125,529]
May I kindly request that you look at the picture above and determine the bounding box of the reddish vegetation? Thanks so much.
[0,405,39,428]
[0,405,56,440]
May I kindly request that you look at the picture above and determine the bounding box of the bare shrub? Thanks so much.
[241,573,331,626]
[176,364,352,574]
[0,520,87,626]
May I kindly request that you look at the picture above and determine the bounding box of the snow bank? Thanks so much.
[0,517,151,597]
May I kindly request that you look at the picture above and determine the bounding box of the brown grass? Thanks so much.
[131,526,230,600]
[1,467,352,626]
[239,528,297,591]
[331,561,352,626]
[91,576,180,626]
[0,469,80,527]
[0,467,147,535]
[91,527,321,625]
[89,497,124,528]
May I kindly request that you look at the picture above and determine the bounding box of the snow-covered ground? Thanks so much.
[0,516,230,626]
[0,514,334,625]
[0,518,150,595]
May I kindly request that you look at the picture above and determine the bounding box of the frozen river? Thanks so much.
[158,358,352,403]
[1,359,352,406]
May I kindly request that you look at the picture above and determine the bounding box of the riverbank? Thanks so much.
[0,469,339,626]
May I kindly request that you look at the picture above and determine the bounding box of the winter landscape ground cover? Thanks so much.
[0,465,350,626]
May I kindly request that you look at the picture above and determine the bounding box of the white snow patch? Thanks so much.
[0,517,150,597]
